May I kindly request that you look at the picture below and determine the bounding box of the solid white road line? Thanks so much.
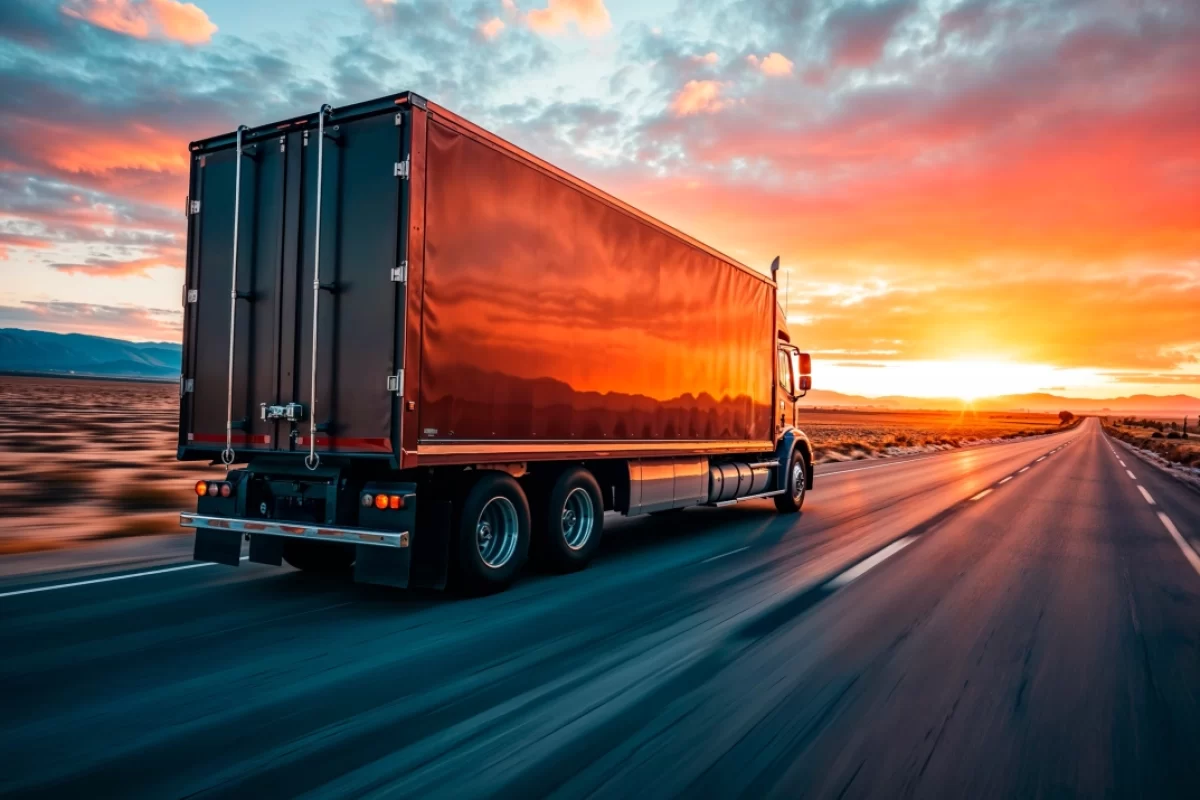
[0,556,249,600]
[1126,470,1137,480]
[827,536,917,588]
[701,546,750,564]
[1159,513,1200,578]
[999,476,1013,484]
[1137,486,1156,505]
[970,489,993,501]
[1018,466,1030,473]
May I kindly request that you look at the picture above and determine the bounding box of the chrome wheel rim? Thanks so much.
[792,461,804,501]
[561,487,594,551]
[476,496,519,569]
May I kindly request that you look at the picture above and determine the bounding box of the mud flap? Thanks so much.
[248,533,284,566]
[410,498,453,590]
[355,545,411,588]
[194,528,242,566]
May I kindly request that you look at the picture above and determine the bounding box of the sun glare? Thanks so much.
[818,359,1107,402]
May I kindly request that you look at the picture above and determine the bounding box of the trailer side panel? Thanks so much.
[418,119,774,447]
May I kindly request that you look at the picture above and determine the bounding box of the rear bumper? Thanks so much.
[180,512,410,548]
[182,512,414,589]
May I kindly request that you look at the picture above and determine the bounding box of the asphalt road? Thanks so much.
[3,418,1200,798]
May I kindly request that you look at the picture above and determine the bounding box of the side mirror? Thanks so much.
[799,375,812,392]
[798,352,811,376]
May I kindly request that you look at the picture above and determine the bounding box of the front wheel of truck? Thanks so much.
[773,449,807,513]
[455,472,531,595]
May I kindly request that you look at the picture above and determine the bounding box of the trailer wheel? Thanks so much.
[283,540,355,575]
[455,472,530,594]
[532,467,604,573]
[773,449,807,513]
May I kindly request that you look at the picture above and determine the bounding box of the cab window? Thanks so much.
[778,349,795,396]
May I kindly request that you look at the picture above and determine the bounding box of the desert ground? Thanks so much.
[1103,416,1200,473]
[0,376,1071,554]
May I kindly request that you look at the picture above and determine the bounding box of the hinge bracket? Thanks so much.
[394,112,403,127]
[186,288,198,304]
[180,377,194,397]
[391,262,408,283]
[394,157,410,179]
[387,370,404,396]
[189,200,201,215]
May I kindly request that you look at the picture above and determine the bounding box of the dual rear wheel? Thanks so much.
[454,466,604,595]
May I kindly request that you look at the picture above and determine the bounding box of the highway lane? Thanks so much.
[2,419,1199,797]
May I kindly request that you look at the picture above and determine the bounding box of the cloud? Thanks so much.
[479,17,505,39]
[525,0,611,36]
[747,52,794,76]
[0,301,182,340]
[60,0,217,45]
[669,80,727,116]
[691,51,718,65]
[824,0,914,68]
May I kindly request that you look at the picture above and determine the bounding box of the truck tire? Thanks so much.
[773,449,807,513]
[532,467,604,573]
[455,472,531,594]
[283,540,355,575]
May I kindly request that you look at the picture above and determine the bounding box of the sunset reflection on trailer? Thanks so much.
[178,91,814,594]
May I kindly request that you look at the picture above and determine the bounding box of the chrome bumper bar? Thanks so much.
[180,512,409,548]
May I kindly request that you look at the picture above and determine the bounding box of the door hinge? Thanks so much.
[180,377,194,396]
[394,112,403,127]
[391,262,408,283]
[387,370,404,396]
[187,288,198,304]
[394,157,410,179]
[189,200,201,215]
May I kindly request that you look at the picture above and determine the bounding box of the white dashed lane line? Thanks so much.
[1126,470,1137,480]
[1138,486,1156,505]
[998,476,1013,485]
[970,489,993,501]
[827,536,918,588]
[1159,513,1200,578]
[1036,456,1046,462]
[1018,466,1030,473]
[701,546,750,564]
[0,556,250,600]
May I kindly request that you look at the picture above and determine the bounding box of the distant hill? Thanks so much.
[803,389,1200,416]
[0,328,180,381]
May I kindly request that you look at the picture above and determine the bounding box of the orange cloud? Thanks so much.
[479,17,505,39]
[51,245,185,278]
[525,0,611,36]
[670,80,727,116]
[61,0,217,45]
[747,52,794,76]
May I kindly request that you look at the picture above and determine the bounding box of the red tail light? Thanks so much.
[195,481,208,496]
[219,482,232,497]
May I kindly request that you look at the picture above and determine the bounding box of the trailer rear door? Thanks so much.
[182,109,407,464]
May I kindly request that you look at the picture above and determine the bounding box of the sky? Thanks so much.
[0,0,1197,400]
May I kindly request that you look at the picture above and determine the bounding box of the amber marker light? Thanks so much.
[375,493,389,510]
[195,481,208,496]
[389,494,401,510]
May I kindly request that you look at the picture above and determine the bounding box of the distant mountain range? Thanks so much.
[0,328,181,381]
[1,328,1196,414]
[802,389,1200,416]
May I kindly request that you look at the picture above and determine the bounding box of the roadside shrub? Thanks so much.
[1151,432,1164,438]
[1167,432,1181,439]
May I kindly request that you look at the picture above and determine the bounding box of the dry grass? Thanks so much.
[1102,417,1200,470]
[801,408,1073,463]
[0,376,223,554]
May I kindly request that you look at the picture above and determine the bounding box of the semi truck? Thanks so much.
[178,91,814,594]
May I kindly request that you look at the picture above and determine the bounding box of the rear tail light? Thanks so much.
[363,492,407,510]
[197,480,233,498]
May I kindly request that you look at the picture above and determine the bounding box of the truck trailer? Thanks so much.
[179,91,814,593]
